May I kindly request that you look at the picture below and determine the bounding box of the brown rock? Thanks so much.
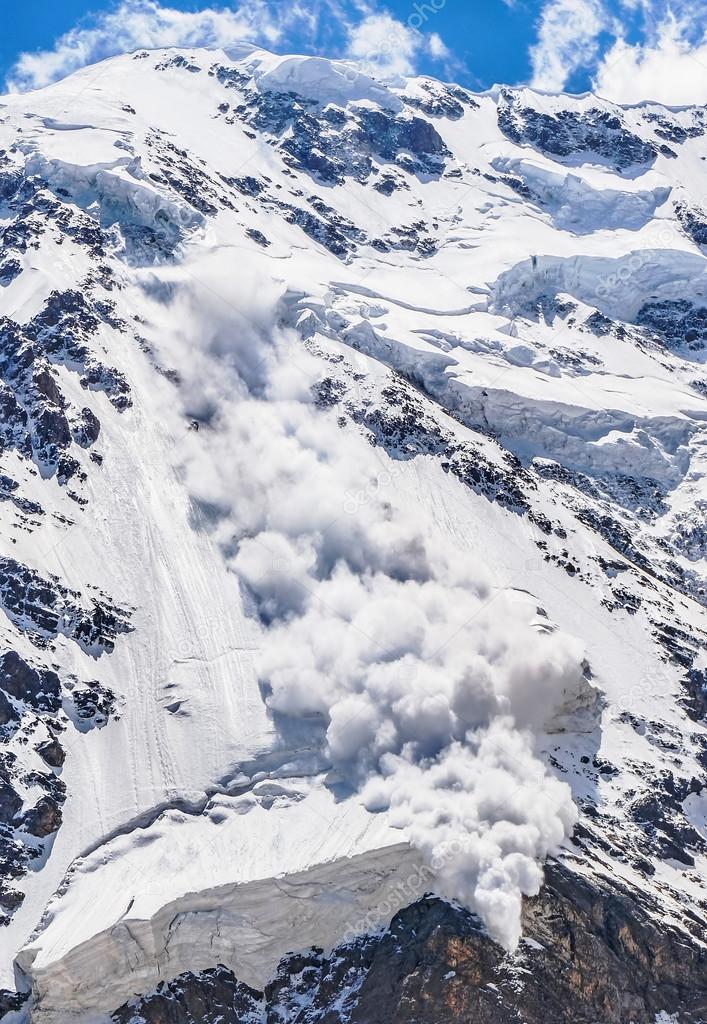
[22,795,62,838]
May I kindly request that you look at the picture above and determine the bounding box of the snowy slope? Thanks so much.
[0,46,705,1022]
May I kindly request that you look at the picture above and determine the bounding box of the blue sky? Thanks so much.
[4,0,707,104]
[0,1,548,91]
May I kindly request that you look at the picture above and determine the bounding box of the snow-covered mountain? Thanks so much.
[0,44,706,1023]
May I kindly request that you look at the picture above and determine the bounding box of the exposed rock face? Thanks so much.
[0,651,60,713]
[642,109,707,144]
[0,285,130,486]
[0,566,127,925]
[497,90,661,168]
[636,299,707,351]
[402,80,478,120]
[22,795,63,839]
[675,200,707,249]
[113,970,263,1024]
[0,557,132,651]
[112,862,707,1024]
[0,263,132,920]
[0,643,121,924]
[211,63,449,187]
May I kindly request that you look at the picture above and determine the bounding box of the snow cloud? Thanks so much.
[138,252,591,950]
[428,32,451,60]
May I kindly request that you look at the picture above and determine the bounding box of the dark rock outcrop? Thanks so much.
[636,298,707,351]
[22,794,63,838]
[212,64,449,186]
[0,650,61,713]
[675,200,707,248]
[36,737,65,769]
[0,287,130,492]
[402,81,477,120]
[110,861,707,1024]
[0,557,132,652]
[643,110,706,144]
[113,969,263,1024]
[498,90,659,169]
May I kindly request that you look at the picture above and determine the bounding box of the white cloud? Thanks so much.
[528,0,707,103]
[6,0,315,93]
[530,0,608,92]
[428,32,450,60]
[346,13,421,78]
[593,13,707,104]
[7,0,454,94]
[345,12,451,80]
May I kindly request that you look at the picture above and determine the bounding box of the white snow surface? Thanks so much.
[0,46,705,1020]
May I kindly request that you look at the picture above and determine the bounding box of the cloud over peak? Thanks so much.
[7,0,296,91]
[6,0,454,94]
[346,12,450,79]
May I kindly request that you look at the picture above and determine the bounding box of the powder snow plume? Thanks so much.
[141,253,588,949]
